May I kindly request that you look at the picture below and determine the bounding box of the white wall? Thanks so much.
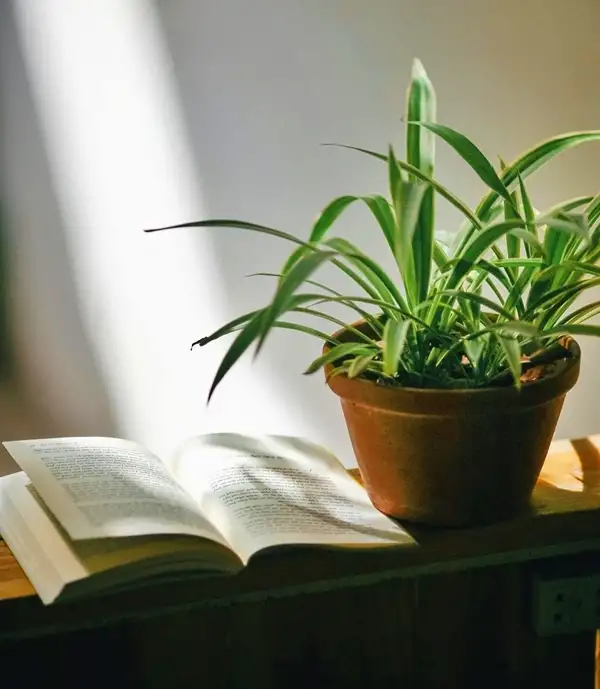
[2,0,600,465]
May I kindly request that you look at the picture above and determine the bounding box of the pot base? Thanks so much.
[368,491,532,528]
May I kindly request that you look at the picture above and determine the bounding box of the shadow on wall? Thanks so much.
[0,3,117,441]
[0,203,12,383]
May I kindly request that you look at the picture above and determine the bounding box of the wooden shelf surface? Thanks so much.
[2,436,600,639]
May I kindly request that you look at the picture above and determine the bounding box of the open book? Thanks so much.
[0,434,413,604]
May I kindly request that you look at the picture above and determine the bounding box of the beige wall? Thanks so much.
[1,0,600,464]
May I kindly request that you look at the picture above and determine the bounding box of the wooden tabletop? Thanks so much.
[2,436,600,638]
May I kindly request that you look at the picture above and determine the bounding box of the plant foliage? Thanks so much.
[146,59,600,400]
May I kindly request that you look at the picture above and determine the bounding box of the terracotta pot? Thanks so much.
[325,322,581,527]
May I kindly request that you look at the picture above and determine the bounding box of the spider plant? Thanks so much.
[147,59,600,400]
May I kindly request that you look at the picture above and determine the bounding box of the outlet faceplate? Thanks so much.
[533,574,600,636]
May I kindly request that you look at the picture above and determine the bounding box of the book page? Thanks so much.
[172,434,414,563]
[2,437,228,545]
[0,472,242,605]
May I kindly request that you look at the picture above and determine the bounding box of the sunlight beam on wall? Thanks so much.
[11,0,297,457]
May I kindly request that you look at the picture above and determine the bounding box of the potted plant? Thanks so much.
[147,59,600,527]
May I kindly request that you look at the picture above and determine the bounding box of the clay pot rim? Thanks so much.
[324,320,581,412]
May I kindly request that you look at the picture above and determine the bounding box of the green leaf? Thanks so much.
[324,362,351,383]
[412,122,511,202]
[291,306,376,344]
[504,266,537,316]
[464,338,485,368]
[257,250,338,352]
[415,300,469,329]
[388,145,403,202]
[586,193,600,227]
[209,316,342,348]
[281,195,358,275]
[533,261,600,325]
[446,218,526,289]
[331,258,388,305]
[505,207,521,260]
[382,319,411,375]
[517,173,538,247]
[272,321,339,343]
[143,215,399,322]
[563,233,585,263]
[413,186,435,302]
[304,293,434,332]
[491,321,540,338]
[507,229,545,258]
[471,259,514,293]
[440,290,516,321]
[399,72,438,302]
[442,219,548,322]
[192,309,260,349]
[307,196,357,242]
[361,196,396,254]
[454,201,505,247]
[586,193,600,247]
[537,260,600,281]
[535,214,591,303]
[302,277,384,335]
[546,195,595,216]
[458,131,600,252]
[526,277,600,318]
[348,352,378,379]
[491,258,544,269]
[527,270,553,315]
[543,199,595,264]
[304,342,373,375]
[322,143,482,228]
[440,257,513,293]
[406,58,436,179]
[282,195,398,277]
[560,300,600,325]
[205,291,343,334]
[503,132,600,191]
[287,274,384,335]
[494,334,522,390]
[500,158,522,261]
[394,179,427,303]
[324,237,408,310]
[432,240,449,269]
[207,310,265,401]
[542,214,591,265]
[144,218,308,248]
[545,323,600,338]
[404,64,436,302]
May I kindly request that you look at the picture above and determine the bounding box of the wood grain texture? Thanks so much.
[125,578,417,689]
[0,561,595,689]
[0,539,33,599]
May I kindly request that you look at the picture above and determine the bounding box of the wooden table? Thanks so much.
[2,438,600,688]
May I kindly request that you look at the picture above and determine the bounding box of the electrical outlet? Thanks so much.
[533,574,600,636]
